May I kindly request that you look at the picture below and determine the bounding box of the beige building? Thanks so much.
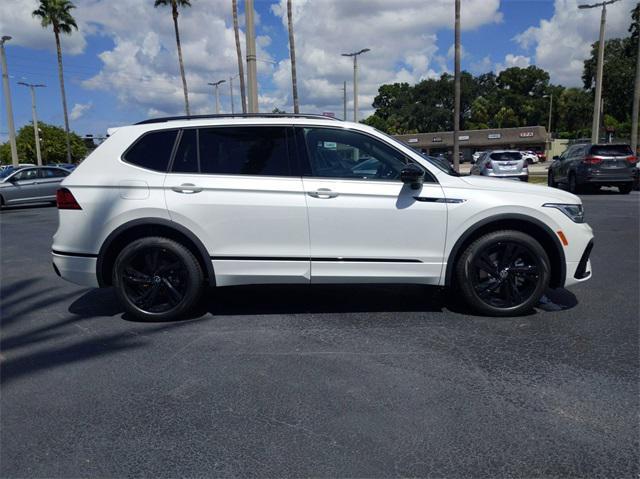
[396,126,550,161]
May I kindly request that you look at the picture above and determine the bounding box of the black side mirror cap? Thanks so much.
[400,164,425,190]
[553,155,560,161]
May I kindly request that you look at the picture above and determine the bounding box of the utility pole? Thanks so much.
[229,75,235,114]
[342,81,347,121]
[287,0,299,113]
[632,12,640,155]
[0,36,18,167]
[452,0,461,173]
[245,0,259,113]
[208,80,226,114]
[544,93,553,156]
[578,0,621,144]
[18,82,46,166]
[341,48,370,122]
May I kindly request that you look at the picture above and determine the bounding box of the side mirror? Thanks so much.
[553,155,560,161]
[400,164,425,190]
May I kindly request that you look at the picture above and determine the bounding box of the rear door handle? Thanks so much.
[308,188,338,199]
[172,183,202,194]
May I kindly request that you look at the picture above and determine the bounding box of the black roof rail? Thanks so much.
[135,113,341,125]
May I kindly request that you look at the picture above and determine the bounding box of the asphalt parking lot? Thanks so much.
[1,191,638,478]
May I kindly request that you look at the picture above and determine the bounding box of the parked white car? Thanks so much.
[52,114,594,320]
[521,151,539,164]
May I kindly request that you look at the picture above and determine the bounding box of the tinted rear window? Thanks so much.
[489,152,522,162]
[172,129,198,173]
[590,145,633,156]
[124,130,178,171]
[199,127,290,176]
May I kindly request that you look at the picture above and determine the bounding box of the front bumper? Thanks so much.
[563,240,593,288]
[52,251,99,287]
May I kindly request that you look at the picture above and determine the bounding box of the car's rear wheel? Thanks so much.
[455,230,550,316]
[618,183,632,194]
[113,237,204,321]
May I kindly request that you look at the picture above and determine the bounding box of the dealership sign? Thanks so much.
[487,133,501,139]
[407,138,419,143]
[432,136,443,143]
[519,131,534,138]
[458,135,470,141]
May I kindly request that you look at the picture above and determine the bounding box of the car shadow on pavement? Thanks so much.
[66,283,579,322]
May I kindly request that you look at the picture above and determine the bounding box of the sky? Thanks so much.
[0,0,637,141]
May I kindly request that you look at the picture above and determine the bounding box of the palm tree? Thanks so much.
[232,0,247,113]
[287,0,299,113]
[154,0,191,115]
[33,0,77,163]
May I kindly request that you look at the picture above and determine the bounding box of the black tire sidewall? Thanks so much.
[113,237,204,321]
[455,230,551,317]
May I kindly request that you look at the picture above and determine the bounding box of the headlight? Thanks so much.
[543,203,584,223]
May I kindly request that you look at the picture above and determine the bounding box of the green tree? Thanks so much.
[0,122,87,164]
[154,0,192,115]
[32,0,78,163]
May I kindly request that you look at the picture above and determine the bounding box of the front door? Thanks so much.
[297,126,448,284]
[164,126,310,286]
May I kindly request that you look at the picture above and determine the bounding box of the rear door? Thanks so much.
[37,167,69,199]
[488,152,524,175]
[297,126,447,284]
[164,125,310,286]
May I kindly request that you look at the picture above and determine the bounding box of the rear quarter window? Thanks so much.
[123,130,179,172]
[590,145,633,156]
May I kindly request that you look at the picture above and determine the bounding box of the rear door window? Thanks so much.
[590,145,633,156]
[199,127,290,176]
[124,130,178,172]
[171,129,199,173]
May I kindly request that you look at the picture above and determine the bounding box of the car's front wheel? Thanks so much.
[547,171,557,188]
[113,237,204,321]
[455,230,550,316]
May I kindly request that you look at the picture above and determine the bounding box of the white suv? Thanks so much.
[52,114,594,321]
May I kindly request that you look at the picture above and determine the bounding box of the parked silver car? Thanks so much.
[0,166,70,207]
[470,150,528,182]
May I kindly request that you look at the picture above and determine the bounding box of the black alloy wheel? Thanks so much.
[113,237,204,321]
[456,230,550,316]
[547,171,556,188]
[568,173,579,194]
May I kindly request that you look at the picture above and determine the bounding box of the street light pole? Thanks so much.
[341,48,370,122]
[18,82,46,166]
[0,36,18,167]
[578,0,621,143]
[544,93,553,156]
[343,81,347,121]
[208,80,226,114]
[229,75,236,114]
[245,0,259,113]
[453,0,461,173]
[632,12,640,155]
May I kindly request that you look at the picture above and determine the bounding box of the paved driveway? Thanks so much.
[1,191,638,478]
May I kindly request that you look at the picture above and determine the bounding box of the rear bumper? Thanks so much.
[52,251,99,287]
[577,169,633,184]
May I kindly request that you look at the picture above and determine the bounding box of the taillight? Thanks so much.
[56,188,81,210]
[583,156,603,165]
[626,155,637,164]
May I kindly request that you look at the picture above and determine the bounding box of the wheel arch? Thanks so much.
[97,218,215,287]
[444,213,566,289]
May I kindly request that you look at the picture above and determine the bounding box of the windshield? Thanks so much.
[489,152,522,162]
[0,168,16,180]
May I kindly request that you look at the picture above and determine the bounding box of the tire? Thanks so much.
[547,171,557,188]
[568,173,580,194]
[618,184,632,194]
[455,230,551,317]
[112,236,204,321]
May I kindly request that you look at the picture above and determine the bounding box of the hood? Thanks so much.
[459,175,581,203]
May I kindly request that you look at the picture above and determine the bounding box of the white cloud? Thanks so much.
[70,101,92,120]
[495,53,531,73]
[514,0,636,86]
[0,0,87,55]
[269,0,502,117]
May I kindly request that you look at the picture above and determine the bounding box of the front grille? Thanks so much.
[575,241,594,279]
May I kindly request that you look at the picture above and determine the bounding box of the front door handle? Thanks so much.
[308,188,338,199]
[172,183,202,194]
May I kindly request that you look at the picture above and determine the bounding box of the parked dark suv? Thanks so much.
[548,143,636,194]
